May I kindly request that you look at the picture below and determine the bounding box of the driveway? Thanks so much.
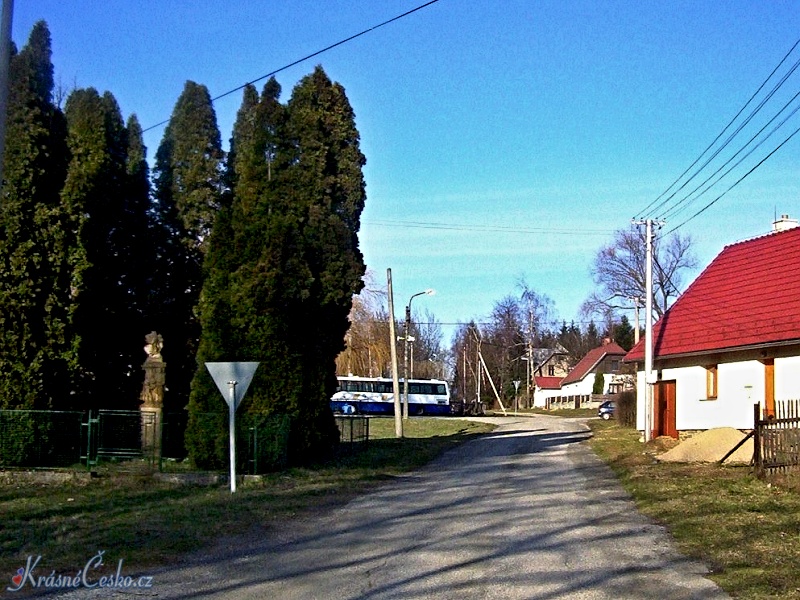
[55,414,729,599]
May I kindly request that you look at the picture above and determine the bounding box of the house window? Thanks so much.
[706,365,718,399]
[610,359,620,372]
[548,365,555,376]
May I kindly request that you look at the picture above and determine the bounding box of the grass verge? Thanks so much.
[588,420,800,600]
[0,417,494,577]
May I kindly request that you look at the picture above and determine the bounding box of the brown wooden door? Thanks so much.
[763,359,775,418]
[654,380,678,439]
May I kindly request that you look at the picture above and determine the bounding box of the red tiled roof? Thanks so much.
[561,342,627,386]
[626,226,800,362]
[534,376,563,389]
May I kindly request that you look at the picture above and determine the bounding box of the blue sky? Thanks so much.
[14,1,800,343]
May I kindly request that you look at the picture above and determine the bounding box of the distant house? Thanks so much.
[529,344,570,407]
[532,375,563,408]
[625,216,800,439]
[534,340,629,406]
[559,339,629,397]
[531,344,571,379]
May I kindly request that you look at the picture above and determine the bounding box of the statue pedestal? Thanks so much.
[140,406,162,460]
[140,335,166,459]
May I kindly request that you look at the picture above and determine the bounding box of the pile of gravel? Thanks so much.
[657,427,753,464]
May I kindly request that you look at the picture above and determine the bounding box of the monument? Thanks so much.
[140,331,166,458]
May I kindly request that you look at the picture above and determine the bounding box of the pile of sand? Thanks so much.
[657,427,753,464]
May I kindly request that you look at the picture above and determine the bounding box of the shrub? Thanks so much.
[616,390,636,427]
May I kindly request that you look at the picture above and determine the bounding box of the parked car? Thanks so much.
[598,400,616,420]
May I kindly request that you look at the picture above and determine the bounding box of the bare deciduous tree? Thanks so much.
[582,227,697,320]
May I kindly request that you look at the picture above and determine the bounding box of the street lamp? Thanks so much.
[404,288,435,420]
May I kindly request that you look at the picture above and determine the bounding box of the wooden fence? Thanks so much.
[753,400,800,478]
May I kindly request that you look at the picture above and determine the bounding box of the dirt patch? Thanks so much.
[647,436,681,454]
[657,427,752,464]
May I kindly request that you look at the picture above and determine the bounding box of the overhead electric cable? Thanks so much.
[366,219,615,236]
[635,36,800,219]
[644,50,800,219]
[660,89,800,220]
[664,123,800,235]
[142,0,441,134]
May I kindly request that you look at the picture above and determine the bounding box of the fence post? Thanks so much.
[753,402,762,477]
[253,421,258,475]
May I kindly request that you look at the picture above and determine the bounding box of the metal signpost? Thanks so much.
[205,362,260,493]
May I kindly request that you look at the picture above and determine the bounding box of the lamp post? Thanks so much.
[403,289,435,420]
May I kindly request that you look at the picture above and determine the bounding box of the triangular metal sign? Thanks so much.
[206,362,260,411]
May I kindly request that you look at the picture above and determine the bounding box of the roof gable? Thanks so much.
[561,342,627,386]
[626,226,800,361]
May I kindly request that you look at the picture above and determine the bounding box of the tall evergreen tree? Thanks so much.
[186,68,366,466]
[61,88,147,408]
[186,78,291,466]
[0,21,70,409]
[151,81,223,410]
[272,66,366,462]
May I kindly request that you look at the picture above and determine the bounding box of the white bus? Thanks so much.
[331,376,451,416]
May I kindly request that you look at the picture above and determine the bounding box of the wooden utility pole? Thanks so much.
[387,269,402,438]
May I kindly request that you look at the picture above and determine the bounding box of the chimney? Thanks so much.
[772,214,799,232]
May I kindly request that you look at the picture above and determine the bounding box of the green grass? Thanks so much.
[0,417,494,577]
[588,420,800,600]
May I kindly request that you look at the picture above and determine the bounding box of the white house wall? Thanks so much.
[671,362,760,430]
[559,378,593,397]
[541,373,615,408]
[636,356,800,433]
[776,355,800,401]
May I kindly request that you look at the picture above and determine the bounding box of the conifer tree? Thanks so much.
[280,66,367,460]
[185,79,287,466]
[151,81,223,410]
[186,68,366,466]
[61,88,147,408]
[0,21,70,409]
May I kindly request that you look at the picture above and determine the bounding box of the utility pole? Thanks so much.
[527,308,534,408]
[633,219,663,442]
[387,269,402,438]
[630,296,641,345]
[644,220,654,442]
[403,289,434,420]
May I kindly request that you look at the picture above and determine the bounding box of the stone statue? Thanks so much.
[140,331,166,408]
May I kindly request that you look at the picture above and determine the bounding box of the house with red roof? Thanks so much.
[559,339,629,397]
[529,343,571,407]
[532,375,563,407]
[625,217,800,439]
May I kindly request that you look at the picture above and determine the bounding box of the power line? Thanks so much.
[366,219,616,236]
[142,0,441,134]
[665,123,800,235]
[635,36,800,221]
[661,89,800,221]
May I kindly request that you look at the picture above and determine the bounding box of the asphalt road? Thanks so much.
[53,414,730,599]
